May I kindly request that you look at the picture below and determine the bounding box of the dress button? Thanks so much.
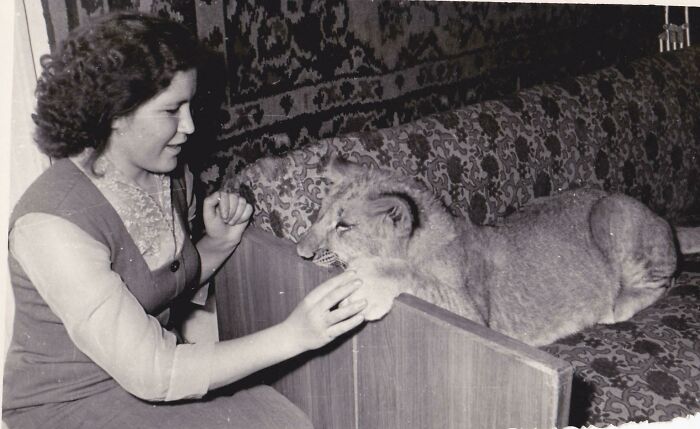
[170,260,180,272]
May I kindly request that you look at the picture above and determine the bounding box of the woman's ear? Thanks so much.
[111,116,128,136]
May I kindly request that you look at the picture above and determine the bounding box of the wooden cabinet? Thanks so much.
[216,227,572,429]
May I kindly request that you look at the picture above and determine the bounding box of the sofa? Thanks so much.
[215,46,700,428]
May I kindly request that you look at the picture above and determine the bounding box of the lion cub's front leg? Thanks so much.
[343,257,403,320]
[346,257,485,324]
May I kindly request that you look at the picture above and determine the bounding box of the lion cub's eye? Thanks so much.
[335,221,354,234]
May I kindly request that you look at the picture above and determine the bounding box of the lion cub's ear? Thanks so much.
[322,154,367,185]
[367,193,419,237]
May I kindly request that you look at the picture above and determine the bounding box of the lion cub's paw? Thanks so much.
[344,258,403,321]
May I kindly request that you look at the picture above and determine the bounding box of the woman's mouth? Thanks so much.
[166,145,182,154]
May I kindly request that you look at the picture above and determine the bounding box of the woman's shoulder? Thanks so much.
[10,158,101,227]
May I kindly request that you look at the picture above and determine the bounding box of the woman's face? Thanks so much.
[106,69,197,184]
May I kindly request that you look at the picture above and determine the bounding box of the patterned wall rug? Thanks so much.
[42,1,663,191]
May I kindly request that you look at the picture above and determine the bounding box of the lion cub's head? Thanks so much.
[296,159,424,266]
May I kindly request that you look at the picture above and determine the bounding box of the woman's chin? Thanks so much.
[151,157,179,174]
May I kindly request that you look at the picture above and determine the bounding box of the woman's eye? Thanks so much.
[335,221,353,234]
[165,108,179,114]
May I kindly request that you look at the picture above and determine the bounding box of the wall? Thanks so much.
[1,1,16,412]
[4,0,54,413]
[40,1,672,192]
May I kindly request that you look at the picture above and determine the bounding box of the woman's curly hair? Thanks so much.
[33,12,204,161]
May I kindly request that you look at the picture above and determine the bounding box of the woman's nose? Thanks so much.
[178,105,195,134]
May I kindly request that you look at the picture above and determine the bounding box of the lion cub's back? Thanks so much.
[487,188,618,344]
[496,188,608,259]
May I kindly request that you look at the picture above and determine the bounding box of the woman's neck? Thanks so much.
[73,148,161,194]
[103,144,161,192]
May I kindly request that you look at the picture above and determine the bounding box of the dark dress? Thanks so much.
[3,159,311,429]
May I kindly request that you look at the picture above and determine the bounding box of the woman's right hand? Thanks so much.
[282,271,368,353]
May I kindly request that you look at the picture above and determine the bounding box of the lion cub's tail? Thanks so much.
[677,226,700,254]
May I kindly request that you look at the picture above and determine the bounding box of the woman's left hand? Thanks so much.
[202,191,253,248]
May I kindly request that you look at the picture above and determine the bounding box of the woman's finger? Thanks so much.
[238,204,254,224]
[228,197,248,224]
[326,313,365,339]
[326,299,367,325]
[304,271,358,304]
[222,193,239,222]
[317,278,364,311]
[202,192,220,218]
[217,191,230,219]
[230,194,244,221]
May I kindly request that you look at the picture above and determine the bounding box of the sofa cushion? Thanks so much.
[227,47,700,243]
[542,273,700,427]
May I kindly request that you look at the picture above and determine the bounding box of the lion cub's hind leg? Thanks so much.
[589,194,677,323]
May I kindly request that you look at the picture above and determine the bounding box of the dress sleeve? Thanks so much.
[10,212,215,402]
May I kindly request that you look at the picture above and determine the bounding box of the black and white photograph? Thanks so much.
[2,1,700,428]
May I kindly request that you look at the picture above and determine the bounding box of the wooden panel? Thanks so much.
[216,227,356,428]
[216,226,573,429]
[356,295,572,429]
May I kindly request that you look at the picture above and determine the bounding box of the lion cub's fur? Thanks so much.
[296,160,691,346]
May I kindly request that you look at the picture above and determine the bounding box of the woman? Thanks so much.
[3,12,366,428]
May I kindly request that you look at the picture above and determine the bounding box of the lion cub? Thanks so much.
[297,159,696,346]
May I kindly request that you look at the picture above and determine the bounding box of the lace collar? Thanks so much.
[71,151,183,268]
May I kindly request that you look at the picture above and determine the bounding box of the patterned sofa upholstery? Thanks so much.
[226,47,700,426]
[543,272,700,426]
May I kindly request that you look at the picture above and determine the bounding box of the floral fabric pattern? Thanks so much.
[45,1,664,191]
[543,273,700,427]
[227,47,700,243]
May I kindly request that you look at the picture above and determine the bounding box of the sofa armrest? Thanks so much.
[215,226,573,429]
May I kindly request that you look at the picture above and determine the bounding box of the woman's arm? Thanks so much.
[11,213,366,401]
[11,213,209,401]
[196,191,252,284]
[191,186,368,386]
[207,270,366,390]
